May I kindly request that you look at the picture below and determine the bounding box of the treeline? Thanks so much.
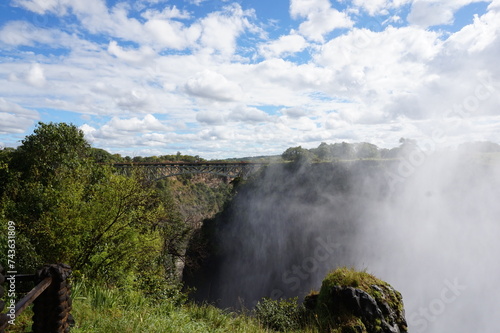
[90,148,205,164]
[281,139,500,162]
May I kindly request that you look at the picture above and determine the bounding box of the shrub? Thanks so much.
[254,297,306,331]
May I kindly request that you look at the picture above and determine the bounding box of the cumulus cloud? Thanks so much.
[185,70,243,102]
[0,21,80,48]
[196,106,271,125]
[25,63,47,88]
[107,41,156,62]
[196,110,227,125]
[352,0,413,16]
[2,0,500,159]
[446,8,500,53]
[144,19,201,50]
[0,98,39,134]
[314,26,443,121]
[141,5,191,20]
[198,4,257,55]
[81,114,172,147]
[290,0,353,42]
[229,106,271,123]
[281,106,309,119]
[407,0,490,28]
[259,34,308,58]
[103,114,167,132]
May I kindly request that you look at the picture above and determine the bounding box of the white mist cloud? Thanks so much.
[356,153,500,332]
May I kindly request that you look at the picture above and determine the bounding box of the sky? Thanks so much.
[0,0,499,159]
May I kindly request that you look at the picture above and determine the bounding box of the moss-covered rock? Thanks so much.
[309,267,407,333]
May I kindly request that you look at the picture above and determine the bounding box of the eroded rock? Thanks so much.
[305,267,408,333]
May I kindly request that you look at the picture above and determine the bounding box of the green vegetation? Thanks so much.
[0,122,238,331]
[312,267,406,333]
[7,283,319,333]
[254,297,316,332]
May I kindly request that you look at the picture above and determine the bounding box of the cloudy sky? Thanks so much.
[0,0,499,158]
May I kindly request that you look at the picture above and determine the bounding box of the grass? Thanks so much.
[70,282,268,333]
[6,281,322,333]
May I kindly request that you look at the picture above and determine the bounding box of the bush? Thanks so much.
[254,297,306,332]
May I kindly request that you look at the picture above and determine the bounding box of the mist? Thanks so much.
[184,150,500,333]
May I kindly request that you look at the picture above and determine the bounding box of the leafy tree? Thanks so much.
[354,142,380,159]
[331,142,355,160]
[281,146,312,163]
[313,142,331,161]
[1,122,184,288]
[89,148,123,163]
[10,122,91,183]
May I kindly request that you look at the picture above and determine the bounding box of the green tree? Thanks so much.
[1,122,181,288]
[10,122,91,183]
[354,142,380,159]
[281,146,312,163]
[313,142,332,161]
[331,142,355,160]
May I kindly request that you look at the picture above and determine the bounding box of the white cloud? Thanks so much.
[229,106,271,123]
[141,5,191,20]
[144,19,201,50]
[407,0,491,28]
[198,4,257,56]
[0,21,35,46]
[315,26,443,118]
[196,110,226,125]
[352,0,413,16]
[290,0,330,18]
[281,106,309,118]
[290,0,353,42]
[0,21,81,49]
[81,114,171,147]
[2,0,500,158]
[13,0,63,15]
[259,34,308,58]
[25,63,47,88]
[105,114,168,132]
[0,98,39,134]
[107,41,156,62]
[446,9,500,53]
[185,70,243,102]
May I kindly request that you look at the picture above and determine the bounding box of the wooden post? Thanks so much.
[32,264,72,333]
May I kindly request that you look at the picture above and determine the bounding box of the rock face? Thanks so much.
[305,268,408,333]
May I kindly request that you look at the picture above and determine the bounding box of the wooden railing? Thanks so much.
[0,263,73,333]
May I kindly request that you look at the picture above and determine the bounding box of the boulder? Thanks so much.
[305,267,408,333]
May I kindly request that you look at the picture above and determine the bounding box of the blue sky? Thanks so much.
[0,0,499,158]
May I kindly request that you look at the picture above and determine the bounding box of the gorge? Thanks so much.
[184,152,500,333]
